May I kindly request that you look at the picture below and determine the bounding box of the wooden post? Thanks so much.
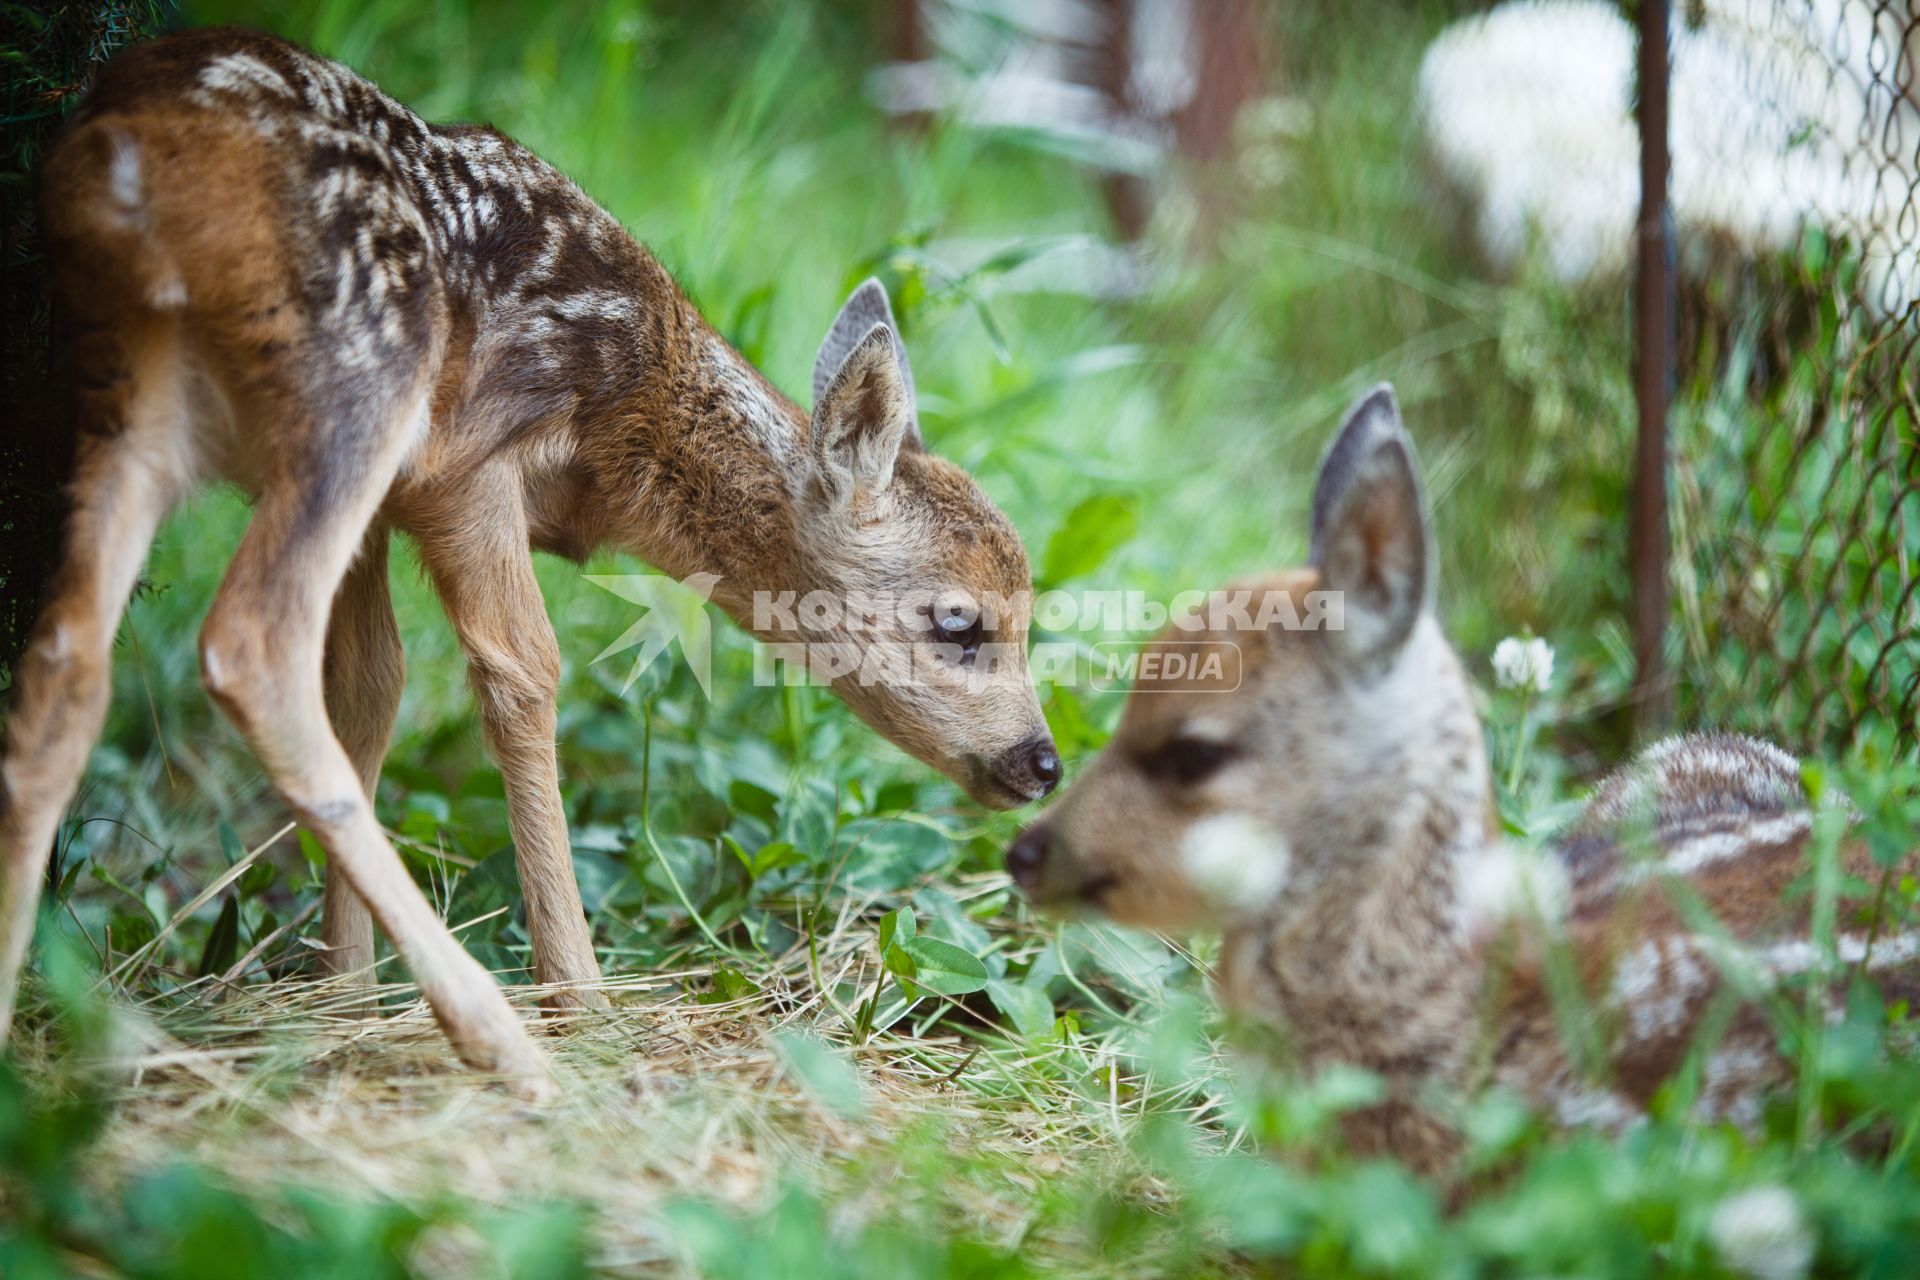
[1630,0,1674,732]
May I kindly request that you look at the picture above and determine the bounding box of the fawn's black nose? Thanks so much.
[1028,741,1061,792]
[986,731,1061,804]
[1005,823,1052,891]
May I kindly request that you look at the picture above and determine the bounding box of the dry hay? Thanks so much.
[10,874,1224,1274]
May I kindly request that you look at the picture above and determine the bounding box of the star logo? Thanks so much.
[585,572,722,698]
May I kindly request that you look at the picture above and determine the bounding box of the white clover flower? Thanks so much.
[1180,813,1291,914]
[1710,1185,1814,1280]
[1457,841,1570,937]
[1491,636,1554,692]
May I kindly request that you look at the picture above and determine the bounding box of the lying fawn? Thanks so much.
[0,27,1058,1089]
[1009,385,1915,1171]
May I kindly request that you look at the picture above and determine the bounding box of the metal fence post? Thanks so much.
[1630,0,1674,732]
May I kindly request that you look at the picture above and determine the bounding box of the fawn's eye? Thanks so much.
[927,603,984,662]
[1138,737,1236,786]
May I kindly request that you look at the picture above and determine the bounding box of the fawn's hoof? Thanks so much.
[503,1060,560,1105]
[438,990,557,1098]
[475,1030,557,1104]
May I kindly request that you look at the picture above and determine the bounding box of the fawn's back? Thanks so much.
[41,27,689,528]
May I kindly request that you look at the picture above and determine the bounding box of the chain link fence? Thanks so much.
[1666,0,1918,756]
[1420,0,1916,757]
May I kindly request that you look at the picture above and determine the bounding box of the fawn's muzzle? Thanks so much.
[982,732,1060,806]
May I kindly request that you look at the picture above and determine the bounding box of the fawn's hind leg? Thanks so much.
[414,464,605,1007]
[197,377,549,1090]
[315,524,406,986]
[0,319,190,1041]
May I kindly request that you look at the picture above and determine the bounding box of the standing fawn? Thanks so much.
[1009,385,1916,1172]
[0,27,1059,1090]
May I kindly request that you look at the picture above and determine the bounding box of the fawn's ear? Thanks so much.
[1309,384,1432,673]
[810,320,915,508]
[814,278,921,448]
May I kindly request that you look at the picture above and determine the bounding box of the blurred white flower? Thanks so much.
[1458,840,1569,937]
[1181,812,1290,914]
[1491,636,1554,692]
[1710,1185,1813,1280]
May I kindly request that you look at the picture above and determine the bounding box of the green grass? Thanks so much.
[3,1,1918,1276]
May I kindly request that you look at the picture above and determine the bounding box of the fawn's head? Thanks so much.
[773,280,1056,809]
[1007,386,1485,929]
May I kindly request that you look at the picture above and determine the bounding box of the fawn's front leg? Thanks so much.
[316,524,407,987]
[415,469,606,1008]
[197,382,550,1095]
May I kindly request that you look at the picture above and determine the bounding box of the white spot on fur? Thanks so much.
[1605,809,1814,894]
[1700,1041,1774,1129]
[1655,811,1812,877]
[198,52,296,100]
[1752,930,1920,976]
[147,276,187,309]
[1550,1083,1641,1131]
[1608,935,1714,1044]
[200,642,226,692]
[106,135,142,219]
[554,291,637,323]
[1180,813,1290,914]
[1597,735,1805,828]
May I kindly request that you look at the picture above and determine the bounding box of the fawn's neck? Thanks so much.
[1226,686,1495,1078]
[565,303,817,628]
